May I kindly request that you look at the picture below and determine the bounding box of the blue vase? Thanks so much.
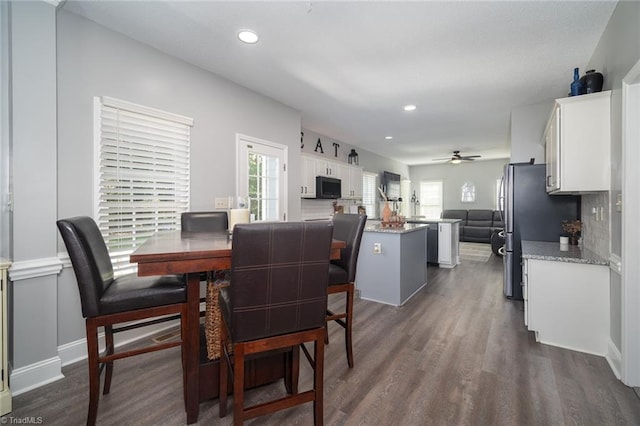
[570,67,583,96]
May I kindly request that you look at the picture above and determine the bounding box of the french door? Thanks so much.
[236,134,288,222]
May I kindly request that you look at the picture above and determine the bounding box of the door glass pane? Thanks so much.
[248,152,280,221]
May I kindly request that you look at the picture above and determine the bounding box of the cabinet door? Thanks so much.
[316,159,338,177]
[438,223,451,263]
[545,105,560,193]
[350,167,363,199]
[337,163,351,198]
[301,155,316,198]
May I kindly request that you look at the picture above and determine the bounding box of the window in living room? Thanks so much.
[94,96,193,275]
[496,178,504,211]
[419,180,443,219]
[362,172,377,218]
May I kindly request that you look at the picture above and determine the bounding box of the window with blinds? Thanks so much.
[362,172,378,218]
[94,96,193,274]
[419,180,443,219]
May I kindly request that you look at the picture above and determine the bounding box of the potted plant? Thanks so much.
[562,219,582,245]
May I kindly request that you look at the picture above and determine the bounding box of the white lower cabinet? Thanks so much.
[525,258,609,355]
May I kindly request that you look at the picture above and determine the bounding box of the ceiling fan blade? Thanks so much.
[460,155,481,160]
[432,157,452,161]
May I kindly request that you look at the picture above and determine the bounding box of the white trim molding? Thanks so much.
[8,257,62,281]
[607,339,623,380]
[10,356,64,396]
[621,58,640,386]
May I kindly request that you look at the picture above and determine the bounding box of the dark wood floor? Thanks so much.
[5,254,640,425]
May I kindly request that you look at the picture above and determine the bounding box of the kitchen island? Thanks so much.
[355,223,428,306]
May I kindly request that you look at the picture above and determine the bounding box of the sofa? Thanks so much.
[441,209,504,243]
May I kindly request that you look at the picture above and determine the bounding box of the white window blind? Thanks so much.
[419,180,443,219]
[95,96,193,274]
[362,172,377,218]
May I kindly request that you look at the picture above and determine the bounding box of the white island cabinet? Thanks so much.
[522,241,609,356]
[437,221,460,268]
[355,223,428,306]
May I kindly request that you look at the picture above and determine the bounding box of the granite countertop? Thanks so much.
[364,223,429,234]
[521,240,608,266]
[406,218,462,224]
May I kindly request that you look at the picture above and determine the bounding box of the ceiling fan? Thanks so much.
[432,150,481,164]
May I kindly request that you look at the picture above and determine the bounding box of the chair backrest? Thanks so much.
[181,211,228,232]
[57,216,113,318]
[224,221,333,342]
[331,213,367,282]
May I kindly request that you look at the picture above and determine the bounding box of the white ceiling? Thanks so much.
[61,0,617,165]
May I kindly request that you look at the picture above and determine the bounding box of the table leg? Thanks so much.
[185,272,201,424]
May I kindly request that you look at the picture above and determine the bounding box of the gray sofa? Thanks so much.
[441,209,503,243]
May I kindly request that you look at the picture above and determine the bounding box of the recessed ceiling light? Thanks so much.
[385,136,393,140]
[238,30,259,44]
[403,104,416,111]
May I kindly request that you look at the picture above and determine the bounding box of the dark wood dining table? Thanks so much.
[130,229,345,424]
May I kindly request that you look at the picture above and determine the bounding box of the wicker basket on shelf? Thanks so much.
[204,276,231,360]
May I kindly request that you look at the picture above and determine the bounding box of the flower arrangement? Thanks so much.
[562,219,582,237]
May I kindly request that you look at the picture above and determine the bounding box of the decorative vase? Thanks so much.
[579,69,604,94]
[570,67,583,96]
[382,202,392,222]
[569,236,579,245]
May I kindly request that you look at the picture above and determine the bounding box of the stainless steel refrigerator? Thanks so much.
[502,163,580,299]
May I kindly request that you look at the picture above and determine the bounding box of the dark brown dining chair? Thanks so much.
[57,216,188,426]
[217,221,334,425]
[326,213,366,368]
[181,211,228,233]
[181,211,230,310]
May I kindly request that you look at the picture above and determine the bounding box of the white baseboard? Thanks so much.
[606,338,622,380]
[12,320,180,396]
[10,356,64,396]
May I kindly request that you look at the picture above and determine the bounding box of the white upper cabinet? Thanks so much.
[315,158,339,177]
[544,91,611,194]
[300,154,316,198]
[337,163,363,199]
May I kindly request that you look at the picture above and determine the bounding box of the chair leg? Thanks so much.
[102,325,114,395]
[345,285,354,368]
[285,345,300,395]
[233,343,246,426]
[314,331,325,426]
[219,322,229,418]
[181,305,188,405]
[86,319,100,426]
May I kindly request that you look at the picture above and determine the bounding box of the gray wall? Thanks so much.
[8,0,59,383]
[583,1,640,353]
[510,100,554,165]
[409,159,507,211]
[56,9,303,348]
[301,129,409,178]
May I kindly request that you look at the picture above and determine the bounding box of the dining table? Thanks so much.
[130,229,345,424]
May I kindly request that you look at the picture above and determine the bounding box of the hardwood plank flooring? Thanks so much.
[5,254,640,425]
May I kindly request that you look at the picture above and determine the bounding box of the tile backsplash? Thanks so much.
[581,192,610,259]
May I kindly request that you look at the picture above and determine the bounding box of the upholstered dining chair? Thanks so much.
[181,211,230,309]
[326,213,366,368]
[181,211,228,233]
[57,217,188,426]
[217,221,334,425]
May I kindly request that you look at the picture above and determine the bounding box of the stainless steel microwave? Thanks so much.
[315,176,341,199]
